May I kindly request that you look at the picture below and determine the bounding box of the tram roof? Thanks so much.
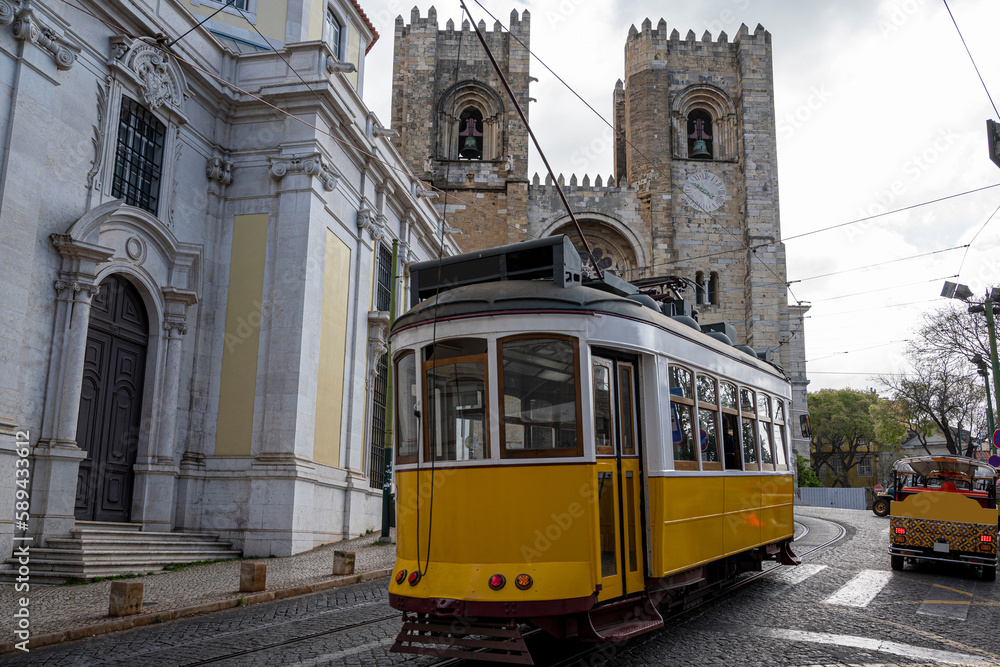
[392,279,785,378]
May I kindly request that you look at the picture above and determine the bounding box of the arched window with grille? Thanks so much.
[708,271,720,305]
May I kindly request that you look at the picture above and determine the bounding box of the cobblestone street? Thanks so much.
[2,507,998,666]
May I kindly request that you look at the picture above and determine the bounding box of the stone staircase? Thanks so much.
[0,521,242,584]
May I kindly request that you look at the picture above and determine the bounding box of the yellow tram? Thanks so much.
[387,237,798,662]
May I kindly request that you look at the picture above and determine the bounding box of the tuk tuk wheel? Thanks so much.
[890,554,904,571]
[984,565,996,582]
[872,498,890,517]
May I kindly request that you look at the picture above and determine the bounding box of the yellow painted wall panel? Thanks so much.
[724,475,762,514]
[313,231,351,467]
[722,509,762,555]
[394,465,597,601]
[183,1,288,42]
[215,213,268,456]
[761,474,794,507]
[661,515,724,574]
[346,25,361,90]
[660,476,724,521]
[395,466,596,566]
[760,505,795,544]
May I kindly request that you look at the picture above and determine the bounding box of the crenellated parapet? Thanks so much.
[529,172,632,193]
[623,17,770,79]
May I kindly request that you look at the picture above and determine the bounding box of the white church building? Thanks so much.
[0,0,456,574]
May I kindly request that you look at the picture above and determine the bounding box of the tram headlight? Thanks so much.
[408,570,421,586]
[515,574,533,590]
[395,569,407,585]
[488,574,506,590]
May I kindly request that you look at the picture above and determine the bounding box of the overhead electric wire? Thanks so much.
[783,183,1000,241]
[806,340,909,363]
[942,0,1000,120]
[788,245,968,284]
[823,275,958,302]
[956,200,1000,276]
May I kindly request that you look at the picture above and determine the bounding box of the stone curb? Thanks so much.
[0,567,393,655]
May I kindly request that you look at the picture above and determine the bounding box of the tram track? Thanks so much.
[152,517,845,667]
[428,514,848,667]
[176,612,401,666]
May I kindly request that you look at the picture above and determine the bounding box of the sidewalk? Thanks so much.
[0,529,397,654]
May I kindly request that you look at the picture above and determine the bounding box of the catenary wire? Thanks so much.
[788,245,968,284]
[783,183,1000,241]
[942,0,1000,119]
[956,199,1000,276]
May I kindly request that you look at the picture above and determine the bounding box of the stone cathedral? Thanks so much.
[390,9,810,457]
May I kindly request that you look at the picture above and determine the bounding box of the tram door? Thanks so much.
[593,354,645,603]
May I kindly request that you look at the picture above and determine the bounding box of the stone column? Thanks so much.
[30,278,101,541]
[135,287,196,532]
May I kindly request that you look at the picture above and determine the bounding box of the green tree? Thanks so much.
[796,453,822,487]
[808,388,882,487]
[875,305,988,456]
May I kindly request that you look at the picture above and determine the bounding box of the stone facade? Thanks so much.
[390,11,809,458]
[0,0,456,562]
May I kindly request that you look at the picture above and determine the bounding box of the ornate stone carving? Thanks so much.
[206,155,233,185]
[125,236,146,263]
[54,280,100,298]
[367,311,391,384]
[163,320,188,336]
[326,57,356,74]
[268,153,340,192]
[1,0,79,70]
[86,77,111,189]
[356,206,385,241]
[107,38,186,115]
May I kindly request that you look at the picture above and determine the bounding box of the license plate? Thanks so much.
[933,542,950,553]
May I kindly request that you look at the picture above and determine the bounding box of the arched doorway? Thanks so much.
[75,274,149,522]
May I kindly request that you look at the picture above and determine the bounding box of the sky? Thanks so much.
[356,0,1000,394]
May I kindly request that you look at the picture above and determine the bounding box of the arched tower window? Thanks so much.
[687,109,713,160]
[437,81,505,162]
[708,271,720,305]
[695,271,706,304]
[457,107,484,160]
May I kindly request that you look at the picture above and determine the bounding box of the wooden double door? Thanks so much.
[75,275,148,523]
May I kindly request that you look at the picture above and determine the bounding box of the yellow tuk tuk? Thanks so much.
[888,455,998,581]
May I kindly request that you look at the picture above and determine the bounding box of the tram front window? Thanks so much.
[425,362,488,461]
[395,352,419,464]
[500,336,582,457]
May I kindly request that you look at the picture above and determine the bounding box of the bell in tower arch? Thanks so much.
[687,113,713,159]
[458,117,483,160]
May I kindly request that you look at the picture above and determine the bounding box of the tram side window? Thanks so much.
[740,388,759,470]
[772,399,788,470]
[696,374,722,470]
[500,336,582,458]
[757,392,774,470]
[669,365,698,470]
[593,361,615,456]
[423,338,489,462]
[720,381,741,470]
[396,352,419,464]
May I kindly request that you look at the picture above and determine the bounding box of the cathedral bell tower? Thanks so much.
[390,7,531,248]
